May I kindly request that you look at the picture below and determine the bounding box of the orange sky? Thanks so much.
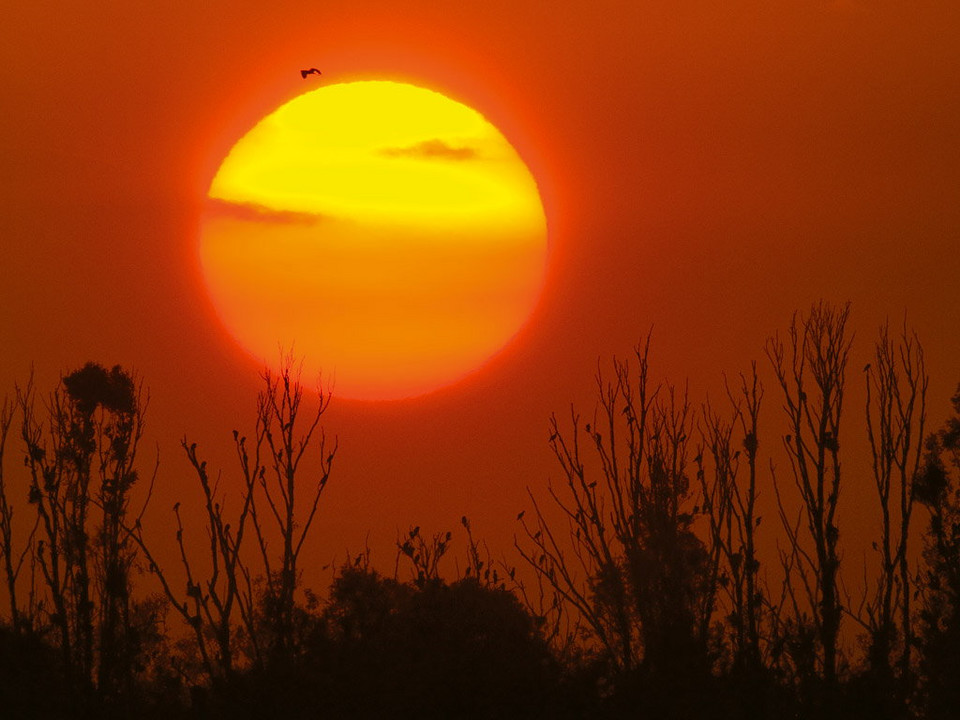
[2,0,960,578]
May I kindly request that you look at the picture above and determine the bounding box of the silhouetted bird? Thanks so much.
[300,67,322,78]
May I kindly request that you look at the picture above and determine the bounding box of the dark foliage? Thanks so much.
[220,568,576,720]
[0,625,73,719]
[62,362,136,417]
[914,386,960,720]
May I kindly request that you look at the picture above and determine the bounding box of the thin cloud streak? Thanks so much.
[204,198,325,225]
[379,138,479,161]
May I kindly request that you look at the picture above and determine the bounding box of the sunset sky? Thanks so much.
[2,0,959,574]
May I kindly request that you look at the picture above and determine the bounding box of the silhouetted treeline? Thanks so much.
[1,303,959,719]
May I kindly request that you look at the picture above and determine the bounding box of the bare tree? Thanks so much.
[397,525,452,587]
[0,393,37,633]
[518,349,651,676]
[698,363,765,676]
[517,337,716,685]
[130,356,336,679]
[766,302,852,696]
[129,437,257,684]
[246,357,336,660]
[393,517,510,591]
[18,378,72,678]
[459,515,511,590]
[861,320,927,700]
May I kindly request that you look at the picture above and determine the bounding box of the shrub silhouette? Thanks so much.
[326,568,568,719]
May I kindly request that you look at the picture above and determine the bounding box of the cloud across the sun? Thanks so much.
[204,198,324,225]
[378,138,479,161]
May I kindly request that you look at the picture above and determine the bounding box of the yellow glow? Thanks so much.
[200,80,547,400]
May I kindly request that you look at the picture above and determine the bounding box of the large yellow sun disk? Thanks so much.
[200,80,547,400]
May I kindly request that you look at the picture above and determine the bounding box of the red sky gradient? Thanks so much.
[2,1,960,579]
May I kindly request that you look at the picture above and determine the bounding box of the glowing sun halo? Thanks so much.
[199,80,548,401]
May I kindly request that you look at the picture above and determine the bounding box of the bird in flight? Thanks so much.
[300,68,322,79]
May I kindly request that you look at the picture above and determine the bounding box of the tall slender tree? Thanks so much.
[0,394,35,634]
[247,356,336,661]
[518,336,717,707]
[766,302,852,708]
[698,363,765,677]
[19,363,149,703]
[861,320,927,709]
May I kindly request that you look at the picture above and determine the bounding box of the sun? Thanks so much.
[199,80,547,401]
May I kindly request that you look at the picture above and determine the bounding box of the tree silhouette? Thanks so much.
[128,437,256,685]
[518,337,719,715]
[0,393,35,635]
[766,302,852,713]
[247,356,336,663]
[128,354,335,694]
[306,565,570,720]
[1,307,959,719]
[17,362,153,707]
[697,362,773,714]
[914,384,960,719]
[0,623,72,719]
[858,320,927,715]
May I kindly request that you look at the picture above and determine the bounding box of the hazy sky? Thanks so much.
[2,0,959,571]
